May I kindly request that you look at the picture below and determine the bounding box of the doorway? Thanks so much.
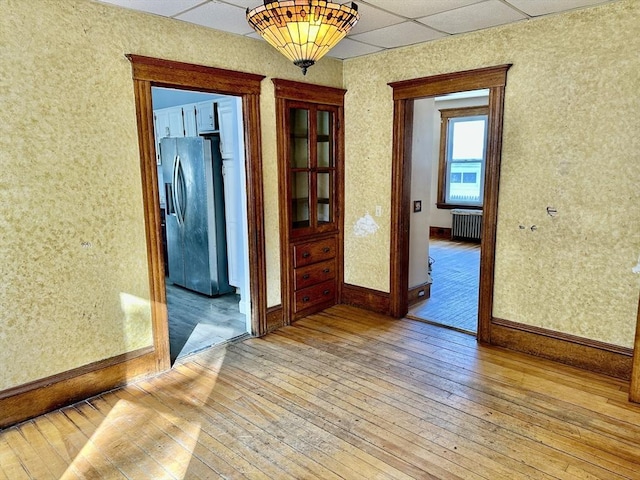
[406,91,488,334]
[388,65,511,343]
[151,87,250,363]
[128,55,267,372]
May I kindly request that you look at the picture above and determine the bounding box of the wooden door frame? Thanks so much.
[388,64,511,343]
[127,55,267,371]
[631,296,640,402]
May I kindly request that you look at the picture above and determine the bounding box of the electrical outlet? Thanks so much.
[375,205,382,217]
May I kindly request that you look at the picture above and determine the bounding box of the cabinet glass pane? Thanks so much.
[290,108,309,168]
[291,172,310,228]
[317,110,332,168]
[317,172,331,225]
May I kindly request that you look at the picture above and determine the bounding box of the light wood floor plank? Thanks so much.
[283,315,640,477]
[231,337,560,480]
[272,322,632,480]
[225,341,569,480]
[45,410,127,480]
[190,363,402,480]
[0,435,30,480]
[120,383,261,480]
[135,372,295,479]
[193,355,416,480]
[2,305,640,480]
[16,421,71,479]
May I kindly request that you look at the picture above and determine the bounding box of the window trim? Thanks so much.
[436,105,489,210]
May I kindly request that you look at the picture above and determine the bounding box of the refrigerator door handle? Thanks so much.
[172,154,184,226]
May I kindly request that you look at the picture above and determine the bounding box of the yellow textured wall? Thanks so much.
[0,0,342,391]
[343,0,640,347]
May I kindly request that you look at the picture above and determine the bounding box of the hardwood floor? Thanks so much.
[409,239,480,334]
[2,305,640,479]
[166,281,248,363]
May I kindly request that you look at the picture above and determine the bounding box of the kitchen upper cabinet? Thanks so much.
[217,98,236,160]
[196,101,217,134]
[183,105,197,137]
[273,79,346,323]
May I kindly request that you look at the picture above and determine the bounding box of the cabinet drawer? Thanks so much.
[294,280,336,313]
[293,237,336,268]
[294,259,336,290]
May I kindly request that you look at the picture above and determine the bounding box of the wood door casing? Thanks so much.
[128,55,268,370]
[388,65,511,344]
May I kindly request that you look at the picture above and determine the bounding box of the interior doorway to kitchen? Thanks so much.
[128,55,266,372]
[151,86,250,363]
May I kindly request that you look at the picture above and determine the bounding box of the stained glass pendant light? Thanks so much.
[247,0,359,75]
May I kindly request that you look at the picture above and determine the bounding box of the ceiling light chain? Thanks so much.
[247,0,359,75]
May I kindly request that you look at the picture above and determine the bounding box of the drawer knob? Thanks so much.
[302,274,310,280]
[322,247,330,253]
[303,296,310,302]
[323,289,330,295]
[323,268,330,273]
[302,252,311,258]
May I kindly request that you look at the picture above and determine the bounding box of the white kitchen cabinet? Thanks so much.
[196,101,216,133]
[183,104,197,137]
[167,107,184,137]
[222,159,242,288]
[217,98,236,160]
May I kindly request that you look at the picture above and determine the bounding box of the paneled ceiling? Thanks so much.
[95,0,620,60]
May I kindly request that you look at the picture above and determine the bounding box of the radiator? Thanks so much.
[451,209,483,241]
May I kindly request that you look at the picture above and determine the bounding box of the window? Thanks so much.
[437,106,489,208]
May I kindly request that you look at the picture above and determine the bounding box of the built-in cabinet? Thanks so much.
[274,79,345,323]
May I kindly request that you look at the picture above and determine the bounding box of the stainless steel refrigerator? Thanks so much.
[161,135,233,297]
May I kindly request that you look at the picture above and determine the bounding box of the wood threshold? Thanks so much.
[0,347,155,429]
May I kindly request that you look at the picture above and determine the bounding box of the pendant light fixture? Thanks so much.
[247,0,359,75]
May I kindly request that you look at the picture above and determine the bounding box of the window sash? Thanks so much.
[437,106,489,208]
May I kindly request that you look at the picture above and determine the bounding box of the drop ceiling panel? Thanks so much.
[325,38,383,60]
[176,2,254,35]
[224,0,261,8]
[419,0,527,35]
[348,2,405,35]
[505,0,614,16]
[96,0,205,17]
[351,22,445,49]
[360,0,484,19]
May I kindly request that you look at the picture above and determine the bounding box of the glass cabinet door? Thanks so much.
[290,108,309,169]
[288,104,338,234]
[290,107,310,229]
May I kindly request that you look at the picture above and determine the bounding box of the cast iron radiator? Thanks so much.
[451,209,483,241]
